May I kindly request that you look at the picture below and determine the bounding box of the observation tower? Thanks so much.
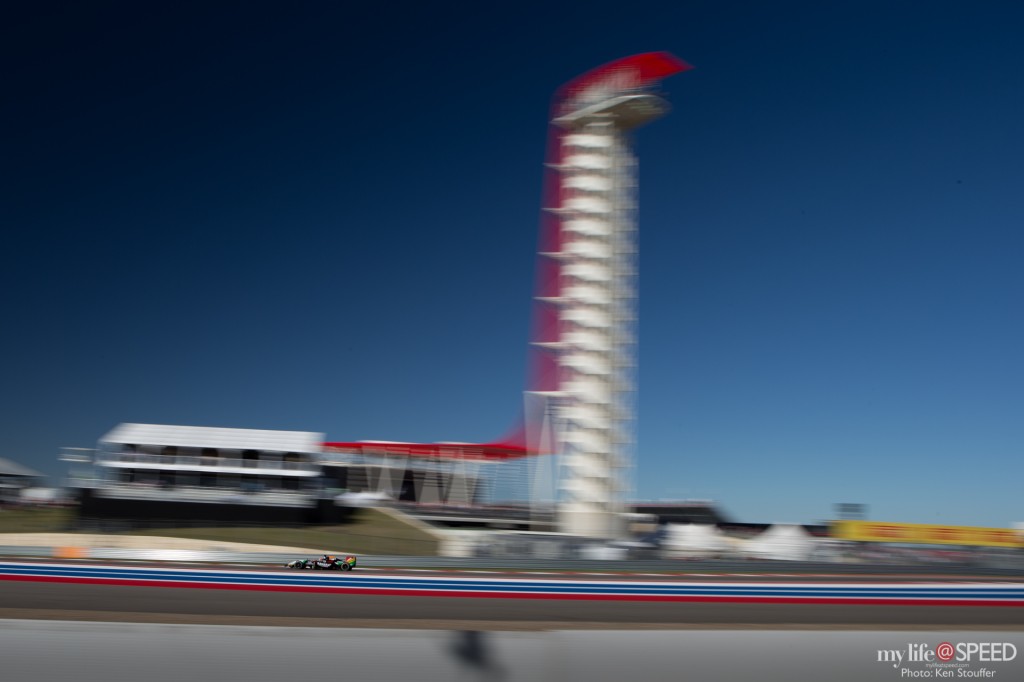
[530,53,690,538]
[319,53,689,540]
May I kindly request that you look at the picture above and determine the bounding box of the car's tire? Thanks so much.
[341,563,352,571]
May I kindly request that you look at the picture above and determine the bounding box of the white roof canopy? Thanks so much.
[100,423,324,455]
[0,457,43,478]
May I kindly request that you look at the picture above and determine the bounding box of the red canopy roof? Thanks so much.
[321,439,532,462]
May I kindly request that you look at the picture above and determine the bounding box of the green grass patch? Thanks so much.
[0,507,73,533]
[0,507,439,556]
[118,508,439,556]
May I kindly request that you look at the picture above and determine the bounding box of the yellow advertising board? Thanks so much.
[831,520,1023,548]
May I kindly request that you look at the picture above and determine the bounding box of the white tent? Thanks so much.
[661,523,730,558]
[19,487,68,504]
[741,524,817,561]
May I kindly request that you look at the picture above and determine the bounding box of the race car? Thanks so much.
[286,554,357,571]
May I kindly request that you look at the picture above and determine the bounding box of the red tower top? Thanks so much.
[556,52,692,117]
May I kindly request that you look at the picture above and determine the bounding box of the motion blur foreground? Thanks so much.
[2,50,1022,682]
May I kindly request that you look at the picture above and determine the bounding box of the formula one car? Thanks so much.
[286,554,357,571]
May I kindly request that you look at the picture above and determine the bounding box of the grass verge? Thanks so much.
[125,508,439,555]
[0,507,73,533]
[0,507,439,556]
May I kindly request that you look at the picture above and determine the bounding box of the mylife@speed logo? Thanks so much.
[877,642,1017,675]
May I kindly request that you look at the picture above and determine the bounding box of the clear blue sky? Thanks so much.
[3,2,1022,526]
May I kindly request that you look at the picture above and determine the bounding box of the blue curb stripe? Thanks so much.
[2,563,1022,601]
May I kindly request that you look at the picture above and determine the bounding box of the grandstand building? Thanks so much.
[73,424,338,526]
[70,424,496,527]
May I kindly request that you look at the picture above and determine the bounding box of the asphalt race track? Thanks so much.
[1,561,1022,629]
